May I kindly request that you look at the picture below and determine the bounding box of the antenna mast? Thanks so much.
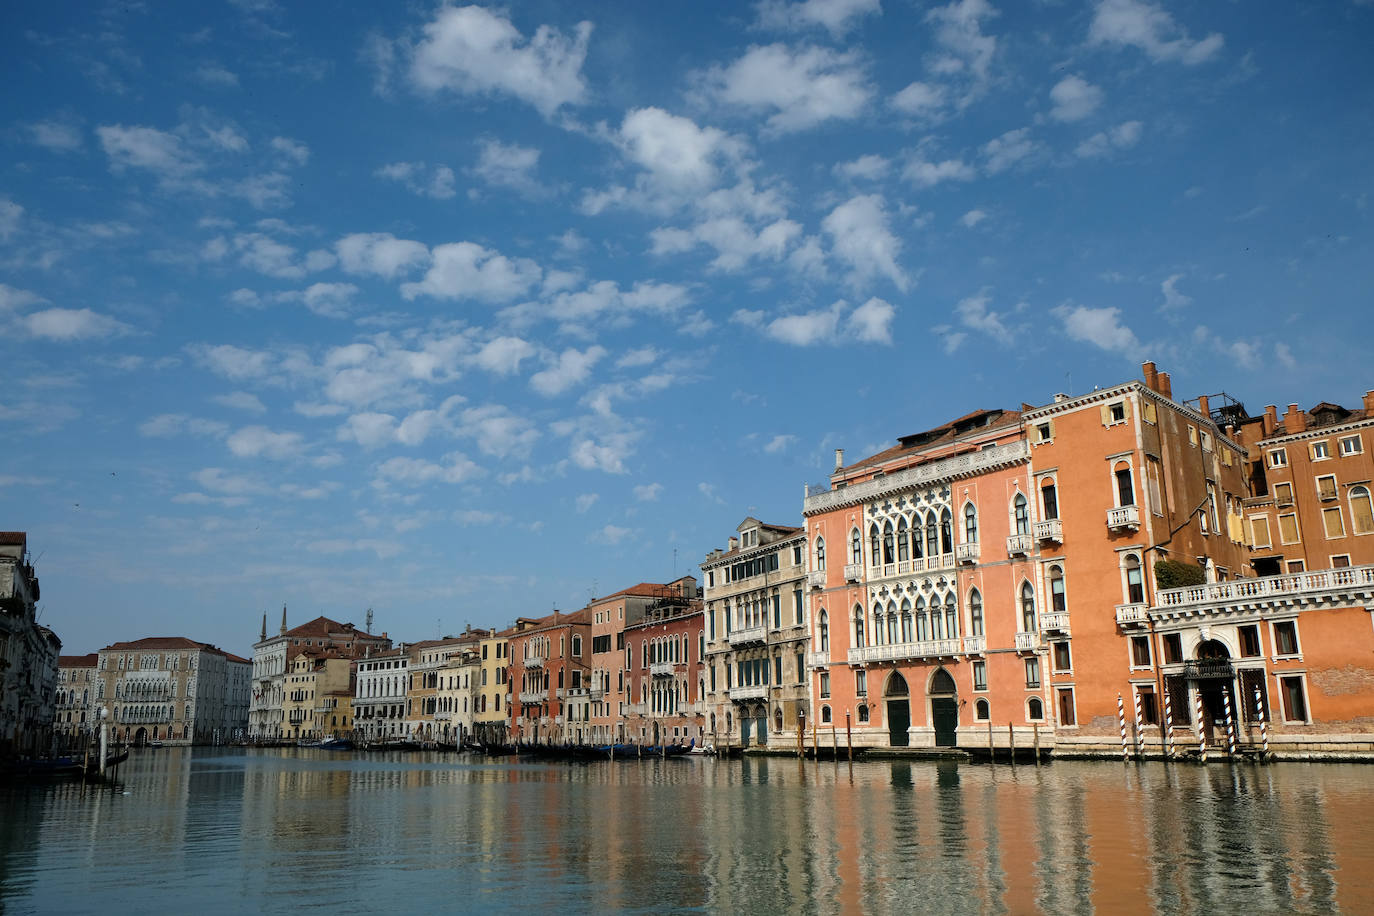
[365,607,374,634]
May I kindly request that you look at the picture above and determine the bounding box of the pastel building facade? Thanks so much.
[95,637,249,744]
[622,577,705,746]
[507,610,590,744]
[353,646,409,741]
[56,653,99,737]
[473,629,511,743]
[586,582,669,745]
[1,532,61,755]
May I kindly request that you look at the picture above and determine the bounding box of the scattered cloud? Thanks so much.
[226,425,305,459]
[960,209,987,228]
[376,161,457,199]
[633,482,662,501]
[400,241,541,302]
[1089,0,1224,65]
[1160,274,1192,311]
[336,232,431,279]
[733,296,896,346]
[695,43,872,134]
[1053,304,1143,357]
[1049,75,1103,122]
[1076,120,1143,158]
[22,307,131,341]
[755,0,882,36]
[211,391,267,413]
[575,492,599,513]
[530,345,607,396]
[763,434,796,453]
[981,127,1037,174]
[822,195,908,292]
[470,140,543,196]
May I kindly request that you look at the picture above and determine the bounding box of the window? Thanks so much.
[1109,402,1126,423]
[969,589,984,636]
[1340,435,1363,457]
[1052,641,1071,673]
[1269,448,1288,468]
[851,528,862,564]
[1025,657,1041,689]
[1125,555,1145,604]
[818,610,829,652]
[855,670,867,696]
[1137,687,1159,725]
[1130,635,1151,667]
[1028,697,1044,720]
[1273,620,1300,657]
[1333,554,1352,568]
[1317,475,1338,501]
[1162,633,1182,664]
[1273,482,1294,505]
[897,518,910,562]
[1350,486,1374,535]
[1238,625,1261,657]
[1277,513,1301,545]
[821,704,832,723]
[775,656,783,684]
[1311,440,1331,460]
[1279,676,1308,723]
[815,537,826,570]
[1323,507,1345,538]
[1048,565,1066,612]
[857,705,870,723]
[1013,493,1030,535]
[1036,422,1052,443]
[883,521,896,564]
[1287,559,1306,573]
[1041,481,1058,520]
[1020,582,1037,632]
[975,698,990,721]
[1115,463,1135,506]
[1250,516,1272,548]
[940,509,953,554]
[972,661,987,691]
[772,594,782,629]
[964,503,978,544]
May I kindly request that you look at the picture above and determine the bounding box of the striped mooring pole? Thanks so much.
[1162,686,1175,759]
[1254,685,1271,761]
[1222,684,1239,756]
[1195,691,1208,764]
[1132,689,1145,759]
[1117,694,1129,762]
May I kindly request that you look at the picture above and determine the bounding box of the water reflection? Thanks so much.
[1,749,1369,914]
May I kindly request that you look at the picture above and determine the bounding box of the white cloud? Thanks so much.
[696,44,871,133]
[336,232,431,279]
[1161,274,1192,311]
[211,391,267,413]
[376,161,457,199]
[1049,75,1103,122]
[194,64,239,88]
[737,296,896,346]
[849,296,896,343]
[616,347,659,369]
[470,140,542,195]
[616,107,735,192]
[97,124,201,175]
[954,292,1013,344]
[139,414,229,439]
[833,154,891,181]
[270,136,310,165]
[375,452,483,486]
[0,199,21,241]
[575,492,599,513]
[891,81,946,118]
[1053,304,1143,357]
[1075,120,1143,158]
[295,401,348,418]
[299,282,358,319]
[530,346,607,396]
[456,404,539,458]
[1089,0,1224,65]
[822,195,908,292]
[504,279,691,328]
[763,434,797,453]
[193,344,275,381]
[339,412,399,449]
[982,127,1037,174]
[960,209,987,228]
[902,155,976,188]
[233,232,320,279]
[307,538,404,560]
[408,6,593,116]
[22,308,130,341]
[27,118,84,151]
[924,0,999,104]
[471,336,536,375]
[755,0,881,36]
[400,241,541,302]
[226,425,304,459]
[633,482,663,501]
[593,524,632,545]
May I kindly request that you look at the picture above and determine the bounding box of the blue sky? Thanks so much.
[4,0,1372,657]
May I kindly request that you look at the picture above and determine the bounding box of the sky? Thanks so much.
[3,0,1372,658]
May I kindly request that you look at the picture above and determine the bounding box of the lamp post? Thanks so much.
[98,706,109,777]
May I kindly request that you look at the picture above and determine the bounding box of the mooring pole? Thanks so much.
[845,712,853,762]
[1033,722,1041,766]
[1117,694,1129,763]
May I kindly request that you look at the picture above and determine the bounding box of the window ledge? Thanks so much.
[1272,654,1303,663]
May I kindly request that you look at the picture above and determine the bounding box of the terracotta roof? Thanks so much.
[60,653,99,667]
[103,636,214,651]
[223,653,250,664]
[593,582,671,602]
[282,615,383,640]
[842,408,1022,473]
[0,532,27,547]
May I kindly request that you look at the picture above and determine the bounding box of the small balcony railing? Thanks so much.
[728,626,767,647]
[847,639,961,665]
[555,688,567,699]
[523,656,545,669]
[730,685,768,702]
[519,690,546,704]
[962,635,986,655]
[1006,534,1033,557]
[808,570,826,590]
[956,543,980,565]
[1183,660,1234,680]
[650,662,675,678]
[1040,612,1070,634]
[1015,631,1041,651]
[806,651,829,669]
[1115,603,1150,627]
[1107,505,1140,531]
[843,563,862,583]
[1033,519,1063,543]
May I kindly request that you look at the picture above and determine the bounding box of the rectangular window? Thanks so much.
[772,594,782,629]
[1025,657,1041,689]
[793,589,804,625]
[1340,435,1363,456]
[1273,621,1299,657]
[1278,513,1301,544]
[1137,686,1159,725]
[1311,440,1330,460]
[793,545,803,565]
[1036,422,1052,443]
[775,656,783,684]
[855,669,867,696]
[1273,482,1293,505]
[1287,559,1306,573]
[1323,507,1345,538]
[1249,517,1272,548]
[1109,402,1126,424]
[1187,425,1198,446]
[972,661,987,691]
[1052,641,1072,673]
[1280,676,1308,723]
[1239,624,1261,657]
[1057,688,1076,726]
[1162,633,1183,665]
[1269,448,1288,468]
[819,672,830,698]
[1317,475,1338,501]
[707,571,714,588]
[1166,675,1191,724]
[1240,669,1269,723]
[1333,554,1352,568]
[1130,635,1151,667]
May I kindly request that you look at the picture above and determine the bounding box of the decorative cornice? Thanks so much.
[804,440,1029,516]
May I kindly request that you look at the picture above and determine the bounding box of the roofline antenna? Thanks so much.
[365,606,374,634]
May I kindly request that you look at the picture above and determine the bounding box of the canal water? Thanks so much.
[1,748,1369,914]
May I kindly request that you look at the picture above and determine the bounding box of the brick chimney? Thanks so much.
[834,448,845,471]
[1157,372,1172,400]
[1141,361,1159,392]
[1263,405,1278,437]
[1283,403,1306,434]
[1197,394,1210,418]
[1364,390,1374,414]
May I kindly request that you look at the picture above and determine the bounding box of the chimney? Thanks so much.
[1263,405,1278,437]
[1156,372,1172,400]
[834,448,844,471]
[1141,361,1159,392]
[1364,390,1374,414]
[1283,403,1306,434]
[728,536,738,551]
[1197,394,1210,418]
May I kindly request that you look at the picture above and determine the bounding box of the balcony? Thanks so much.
[730,684,768,702]
[1006,534,1033,557]
[1183,660,1234,680]
[962,635,986,655]
[625,703,648,716]
[1115,603,1149,627]
[523,656,545,669]
[555,688,567,699]
[554,715,565,726]
[847,639,961,665]
[806,651,830,669]
[1040,612,1070,634]
[729,625,767,647]
[518,690,546,704]
[1154,564,1374,610]
[650,662,675,678]
[1033,519,1063,544]
[808,570,827,590]
[1015,631,1041,651]
[843,563,862,583]
[1106,505,1140,532]
[956,543,980,565]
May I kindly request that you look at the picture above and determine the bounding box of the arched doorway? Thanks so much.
[134,727,149,747]
[754,705,768,746]
[885,672,910,746]
[739,707,751,746]
[651,722,660,746]
[1194,639,1234,741]
[929,668,958,747]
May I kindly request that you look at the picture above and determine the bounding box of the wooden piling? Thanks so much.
[1008,723,1015,766]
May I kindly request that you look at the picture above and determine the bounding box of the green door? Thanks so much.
[932,697,958,747]
[887,700,910,746]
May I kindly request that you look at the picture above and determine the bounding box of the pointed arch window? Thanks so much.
[944,594,958,638]
[815,537,826,571]
[1014,493,1030,535]
[871,604,885,645]
[969,589,984,636]
[882,520,895,565]
[869,524,881,567]
[929,596,944,639]
[925,512,939,558]
[886,602,899,644]
[818,609,829,652]
[1048,564,1066,612]
[964,503,978,544]
[850,528,862,564]
[911,516,924,558]
[940,509,953,554]
[915,597,929,642]
[900,598,914,642]
[1021,582,1037,632]
[897,517,910,562]
[853,605,866,648]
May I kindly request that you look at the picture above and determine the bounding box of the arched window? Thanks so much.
[1125,555,1145,604]
[1048,564,1066,612]
[1351,485,1374,535]
[821,705,832,723]
[900,598,913,642]
[944,594,958,638]
[869,524,881,566]
[940,509,953,554]
[1041,479,1058,520]
[1021,582,1037,632]
[975,698,990,721]
[882,521,894,564]
[929,596,944,639]
[969,589,984,636]
[1115,461,1135,506]
[886,602,898,644]
[925,512,939,558]
[1028,697,1044,721]
[851,528,862,564]
[897,516,910,562]
[915,596,929,642]
[871,604,885,646]
[775,709,783,731]
[911,515,923,559]
[853,606,866,648]
[857,705,870,723]
[1014,493,1030,535]
[815,537,826,571]
[819,609,829,651]
[964,503,978,544]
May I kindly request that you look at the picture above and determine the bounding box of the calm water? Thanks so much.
[2,748,1371,914]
